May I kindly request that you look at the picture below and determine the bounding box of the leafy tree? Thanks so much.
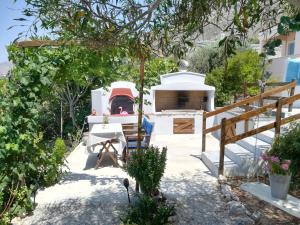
[206,50,263,106]
[1,43,125,223]
[0,45,65,222]
[188,45,224,74]
[53,46,123,129]
[8,45,123,139]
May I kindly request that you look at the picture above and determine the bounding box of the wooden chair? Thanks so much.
[121,123,139,161]
[122,118,154,162]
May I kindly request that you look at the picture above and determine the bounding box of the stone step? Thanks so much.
[201,151,246,177]
[237,136,270,155]
[225,143,261,174]
[256,130,274,144]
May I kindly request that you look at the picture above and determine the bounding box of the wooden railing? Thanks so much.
[241,81,296,102]
[202,80,298,175]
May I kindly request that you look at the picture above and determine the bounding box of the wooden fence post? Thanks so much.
[275,98,283,137]
[219,118,227,175]
[288,80,295,112]
[244,103,250,132]
[202,111,206,152]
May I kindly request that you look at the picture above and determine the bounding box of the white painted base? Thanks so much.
[149,111,203,135]
[241,182,300,218]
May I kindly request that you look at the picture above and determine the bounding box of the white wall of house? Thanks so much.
[294,32,300,55]
[160,72,206,85]
[259,31,300,108]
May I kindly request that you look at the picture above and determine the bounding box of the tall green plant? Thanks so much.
[126,146,167,196]
[43,138,67,186]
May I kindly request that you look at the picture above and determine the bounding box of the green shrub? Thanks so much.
[0,185,33,225]
[269,123,300,188]
[188,45,224,74]
[122,196,174,225]
[125,146,167,196]
[206,50,262,106]
[43,138,67,186]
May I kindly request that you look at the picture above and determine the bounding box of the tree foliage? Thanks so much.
[206,50,263,105]
[0,43,128,222]
[188,45,224,74]
[0,45,65,222]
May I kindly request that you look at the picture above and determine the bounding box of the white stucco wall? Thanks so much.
[266,55,300,108]
[160,72,206,85]
[294,32,300,55]
[91,89,103,115]
[150,112,203,135]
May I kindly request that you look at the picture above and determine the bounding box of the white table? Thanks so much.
[87,123,126,159]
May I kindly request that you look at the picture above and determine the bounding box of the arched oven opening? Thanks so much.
[109,88,134,115]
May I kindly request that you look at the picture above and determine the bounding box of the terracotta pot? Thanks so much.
[269,174,291,200]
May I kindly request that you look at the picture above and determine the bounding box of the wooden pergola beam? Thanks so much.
[15,39,114,50]
[16,40,69,48]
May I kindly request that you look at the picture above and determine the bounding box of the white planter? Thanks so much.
[269,174,291,200]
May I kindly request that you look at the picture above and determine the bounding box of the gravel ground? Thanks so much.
[14,134,234,225]
[227,177,300,225]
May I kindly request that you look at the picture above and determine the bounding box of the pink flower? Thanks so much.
[281,163,289,171]
[261,153,269,161]
[263,163,271,173]
[271,156,280,163]
[283,160,291,165]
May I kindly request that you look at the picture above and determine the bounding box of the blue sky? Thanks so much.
[0,0,47,62]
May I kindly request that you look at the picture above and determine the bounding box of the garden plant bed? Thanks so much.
[226,177,300,225]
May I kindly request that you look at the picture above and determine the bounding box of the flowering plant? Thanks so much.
[261,153,291,175]
[103,114,109,124]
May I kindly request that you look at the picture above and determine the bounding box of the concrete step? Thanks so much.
[201,151,246,177]
[256,130,274,144]
[237,136,270,155]
[225,143,261,175]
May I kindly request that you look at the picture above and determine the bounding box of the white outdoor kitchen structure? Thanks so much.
[149,71,215,134]
[88,69,215,135]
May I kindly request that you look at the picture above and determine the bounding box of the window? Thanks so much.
[288,42,295,55]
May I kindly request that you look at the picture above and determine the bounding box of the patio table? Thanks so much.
[87,123,126,167]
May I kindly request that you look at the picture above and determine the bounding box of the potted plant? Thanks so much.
[102,114,109,128]
[261,153,291,200]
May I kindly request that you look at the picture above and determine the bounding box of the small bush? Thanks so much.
[43,138,67,186]
[125,146,167,196]
[269,123,300,188]
[0,185,33,225]
[122,196,174,225]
